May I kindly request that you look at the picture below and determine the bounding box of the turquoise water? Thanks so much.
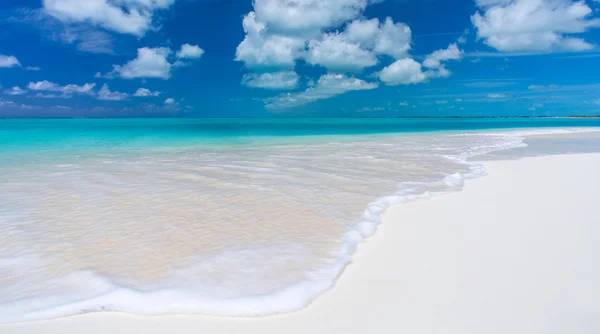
[2,118,600,152]
[1,119,600,322]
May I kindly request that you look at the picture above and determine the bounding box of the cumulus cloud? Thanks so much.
[97,84,128,100]
[164,97,175,104]
[265,74,377,109]
[43,0,176,36]
[422,43,463,78]
[235,12,305,69]
[472,0,600,52]
[134,88,161,97]
[344,18,380,44]
[98,44,204,79]
[27,80,96,97]
[235,0,413,75]
[305,32,379,72]
[304,17,412,72]
[237,13,412,73]
[176,44,204,59]
[304,16,411,73]
[0,55,20,68]
[4,86,27,95]
[252,0,370,35]
[242,71,299,90]
[27,81,59,91]
[235,0,449,108]
[99,47,172,79]
[423,43,463,69]
[369,17,412,59]
[378,58,427,85]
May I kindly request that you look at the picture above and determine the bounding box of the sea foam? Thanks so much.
[0,128,598,322]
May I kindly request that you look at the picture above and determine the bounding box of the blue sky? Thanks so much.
[1,0,600,117]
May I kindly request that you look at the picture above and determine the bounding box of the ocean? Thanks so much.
[1,118,600,322]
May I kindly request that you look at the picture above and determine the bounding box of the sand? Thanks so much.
[3,153,600,333]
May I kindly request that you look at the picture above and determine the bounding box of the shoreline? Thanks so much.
[3,152,600,333]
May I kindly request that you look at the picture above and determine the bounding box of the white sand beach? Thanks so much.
[3,153,599,334]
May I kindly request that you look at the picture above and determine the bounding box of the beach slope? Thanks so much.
[3,153,600,334]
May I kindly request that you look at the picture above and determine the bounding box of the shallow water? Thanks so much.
[1,119,600,322]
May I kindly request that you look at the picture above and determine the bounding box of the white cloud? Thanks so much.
[265,74,377,109]
[305,32,378,72]
[235,0,411,73]
[235,12,305,69]
[57,83,96,95]
[43,0,175,36]
[427,66,452,78]
[234,1,445,107]
[27,81,59,91]
[27,80,96,97]
[134,88,161,97]
[487,93,507,99]
[97,84,128,100]
[242,71,299,90]
[165,97,175,104]
[343,17,412,58]
[4,86,26,95]
[236,13,412,74]
[472,0,600,52]
[378,58,427,85]
[252,0,370,35]
[371,17,412,59]
[176,44,204,59]
[304,17,412,72]
[99,47,172,79]
[423,43,463,69]
[0,55,20,68]
[344,18,380,45]
[421,43,463,79]
[99,44,204,78]
[25,66,42,71]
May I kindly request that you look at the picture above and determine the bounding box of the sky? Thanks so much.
[1,0,600,118]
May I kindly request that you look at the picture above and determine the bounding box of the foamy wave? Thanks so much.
[1,127,598,323]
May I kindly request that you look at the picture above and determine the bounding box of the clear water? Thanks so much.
[1,118,600,322]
